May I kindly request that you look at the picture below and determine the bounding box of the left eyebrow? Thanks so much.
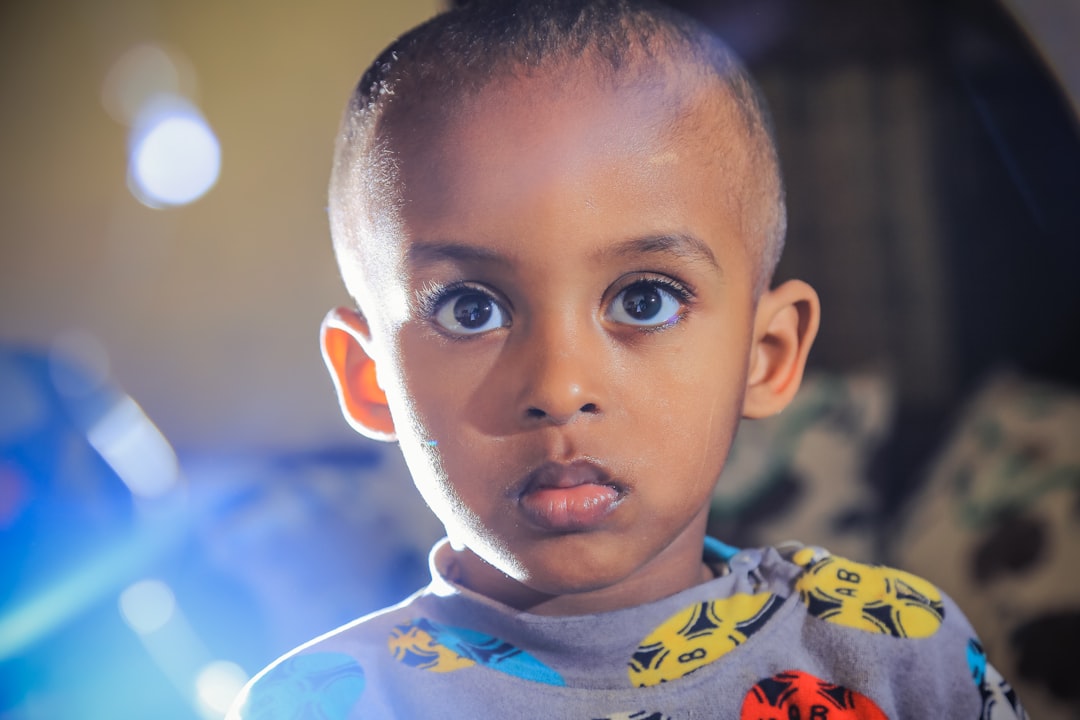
[406,239,511,269]
[598,233,721,271]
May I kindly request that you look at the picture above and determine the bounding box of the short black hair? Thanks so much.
[329,0,785,305]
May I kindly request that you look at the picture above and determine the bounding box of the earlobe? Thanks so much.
[320,307,397,442]
[742,280,821,419]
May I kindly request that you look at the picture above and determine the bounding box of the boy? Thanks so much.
[230,1,1025,717]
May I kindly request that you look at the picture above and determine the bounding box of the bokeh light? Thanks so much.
[128,101,221,208]
[195,660,249,717]
[102,44,197,126]
[103,43,219,208]
[119,578,176,635]
[87,395,180,499]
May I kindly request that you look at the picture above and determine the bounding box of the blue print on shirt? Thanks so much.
[391,617,566,686]
[966,638,1028,720]
[426,619,566,686]
[967,638,988,687]
[239,651,365,719]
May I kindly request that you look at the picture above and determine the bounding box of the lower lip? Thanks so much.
[518,484,621,531]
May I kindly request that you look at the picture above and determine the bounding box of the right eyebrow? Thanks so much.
[601,233,721,271]
[406,240,511,269]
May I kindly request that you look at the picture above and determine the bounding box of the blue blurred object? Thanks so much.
[0,346,198,718]
[0,345,441,719]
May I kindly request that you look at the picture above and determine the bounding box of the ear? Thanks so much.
[320,307,397,442]
[742,279,821,419]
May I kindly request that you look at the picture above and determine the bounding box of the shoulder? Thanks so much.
[769,545,1028,719]
[785,545,949,638]
[225,596,415,720]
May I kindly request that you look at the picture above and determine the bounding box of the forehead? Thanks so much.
[393,64,738,184]
[371,61,757,286]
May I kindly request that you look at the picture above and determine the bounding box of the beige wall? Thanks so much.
[0,0,441,452]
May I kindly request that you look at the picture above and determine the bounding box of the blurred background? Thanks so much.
[0,0,1077,718]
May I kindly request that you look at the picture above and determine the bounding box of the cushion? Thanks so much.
[891,371,1080,720]
[709,370,894,562]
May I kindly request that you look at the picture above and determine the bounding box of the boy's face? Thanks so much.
[326,63,816,614]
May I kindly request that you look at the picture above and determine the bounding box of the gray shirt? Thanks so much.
[228,539,1025,719]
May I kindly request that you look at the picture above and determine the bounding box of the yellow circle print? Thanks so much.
[628,593,783,687]
[793,551,945,638]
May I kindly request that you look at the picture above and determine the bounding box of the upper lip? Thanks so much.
[513,459,621,497]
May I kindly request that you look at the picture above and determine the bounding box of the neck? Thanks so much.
[445,525,714,616]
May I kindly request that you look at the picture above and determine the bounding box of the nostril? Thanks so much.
[523,404,599,422]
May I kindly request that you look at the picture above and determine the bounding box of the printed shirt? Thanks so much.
[228,538,1026,719]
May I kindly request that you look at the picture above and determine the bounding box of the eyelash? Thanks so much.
[608,274,695,330]
[618,275,694,304]
[415,281,487,319]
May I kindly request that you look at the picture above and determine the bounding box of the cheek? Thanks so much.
[655,394,739,478]
[627,341,747,474]
[390,335,493,485]
[392,334,462,431]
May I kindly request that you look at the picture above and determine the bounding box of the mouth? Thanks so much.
[514,459,625,532]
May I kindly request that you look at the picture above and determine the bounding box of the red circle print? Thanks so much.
[741,669,888,720]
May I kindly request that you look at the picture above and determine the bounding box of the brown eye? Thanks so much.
[608,281,682,327]
[433,289,509,335]
[453,293,493,328]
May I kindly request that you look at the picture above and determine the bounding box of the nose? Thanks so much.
[516,320,604,426]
